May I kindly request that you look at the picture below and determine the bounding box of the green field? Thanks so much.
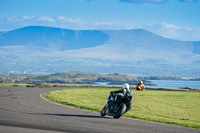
[43,88,200,129]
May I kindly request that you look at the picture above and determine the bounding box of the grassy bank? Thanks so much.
[44,88,200,129]
[0,83,28,87]
[1,83,199,92]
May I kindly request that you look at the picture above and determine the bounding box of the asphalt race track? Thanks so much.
[0,87,199,133]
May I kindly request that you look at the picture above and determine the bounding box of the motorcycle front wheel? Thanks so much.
[113,103,126,119]
[100,105,106,116]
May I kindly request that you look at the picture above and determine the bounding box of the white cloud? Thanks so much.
[161,23,179,29]
[94,22,113,25]
[0,16,84,31]
[58,16,65,20]
[56,16,82,23]
[142,23,200,41]
[37,16,55,23]
[22,16,34,20]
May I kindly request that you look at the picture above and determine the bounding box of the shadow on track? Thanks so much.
[0,107,112,119]
[45,113,112,119]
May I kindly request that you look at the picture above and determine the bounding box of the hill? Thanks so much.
[0,26,199,76]
[0,26,109,51]
[64,29,199,62]
[0,71,143,85]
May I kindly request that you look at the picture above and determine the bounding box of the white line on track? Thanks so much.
[39,93,99,114]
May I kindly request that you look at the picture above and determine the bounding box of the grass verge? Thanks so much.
[43,88,200,129]
[0,83,28,87]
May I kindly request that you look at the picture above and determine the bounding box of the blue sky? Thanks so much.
[0,0,200,41]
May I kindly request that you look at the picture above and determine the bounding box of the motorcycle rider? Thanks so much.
[109,83,132,112]
[136,81,145,91]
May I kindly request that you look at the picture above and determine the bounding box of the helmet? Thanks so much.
[122,83,130,95]
[140,81,143,83]
[122,83,129,90]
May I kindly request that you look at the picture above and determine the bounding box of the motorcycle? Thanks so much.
[100,92,127,119]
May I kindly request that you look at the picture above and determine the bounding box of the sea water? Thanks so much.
[147,80,200,89]
[95,80,200,89]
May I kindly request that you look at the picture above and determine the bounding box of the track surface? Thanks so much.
[0,87,199,133]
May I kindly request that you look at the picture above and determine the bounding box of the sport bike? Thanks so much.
[100,92,127,119]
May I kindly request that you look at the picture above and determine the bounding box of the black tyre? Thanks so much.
[113,103,126,119]
[100,105,106,116]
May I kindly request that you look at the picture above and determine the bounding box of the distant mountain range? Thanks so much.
[0,26,199,76]
[0,26,109,51]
